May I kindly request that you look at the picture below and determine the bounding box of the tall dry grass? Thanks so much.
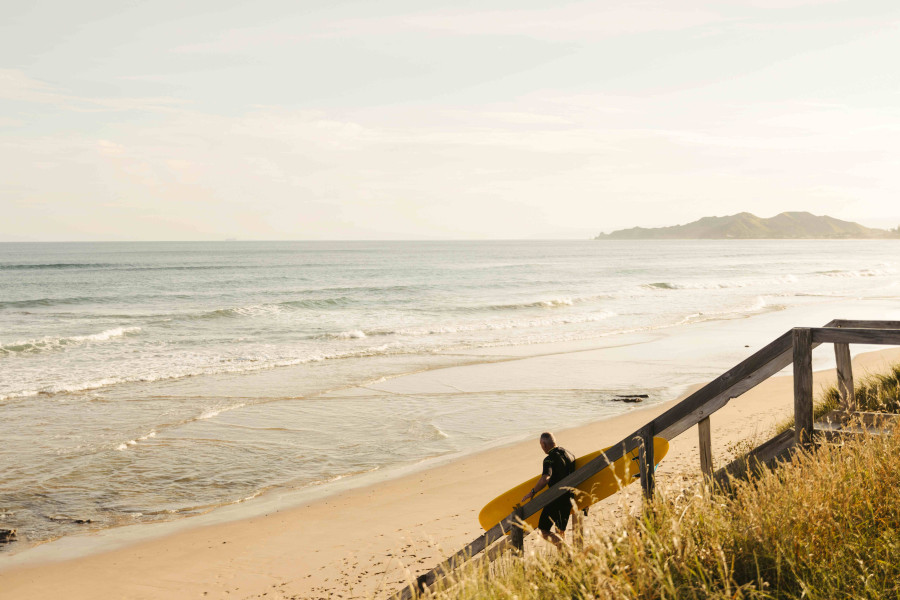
[776,362,900,435]
[428,366,900,600]
[821,363,900,414]
[435,431,900,599]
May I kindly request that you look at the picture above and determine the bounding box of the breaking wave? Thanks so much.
[325,330,367,339]
[814,268,890,278]
[186,297,355,321]
[486,297,577,310]
[0,343,407,401]
[0,327,142,356]
[385,311,617,336]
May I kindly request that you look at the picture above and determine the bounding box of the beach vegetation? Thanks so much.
[819,362,900,414]
[432,430,900,600]
[774,362,900,435]
[426,364,900,600]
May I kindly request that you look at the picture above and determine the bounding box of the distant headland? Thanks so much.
[596,212,900,240]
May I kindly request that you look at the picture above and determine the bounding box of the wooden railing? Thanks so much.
[390,319,900,599]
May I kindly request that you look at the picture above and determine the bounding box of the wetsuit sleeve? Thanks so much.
[542,455,553,478]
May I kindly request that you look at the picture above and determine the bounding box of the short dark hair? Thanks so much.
[540,432,556,445]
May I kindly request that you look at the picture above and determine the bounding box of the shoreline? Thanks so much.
[0,301,828,565]
[2,295,896,557]
[2,334,899,599]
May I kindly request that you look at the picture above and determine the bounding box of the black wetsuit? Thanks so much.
[537,446,576,532]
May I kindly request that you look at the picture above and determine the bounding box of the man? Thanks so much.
[521,432,576,546]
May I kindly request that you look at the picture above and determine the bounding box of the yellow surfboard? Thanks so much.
[478,438,669,531]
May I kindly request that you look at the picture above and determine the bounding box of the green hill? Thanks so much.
[596,212,898,239]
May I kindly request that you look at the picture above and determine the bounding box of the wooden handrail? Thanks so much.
[829,319,900,329]
[653,329,796,440]
[811,327,900,344]
[390,318,900,598]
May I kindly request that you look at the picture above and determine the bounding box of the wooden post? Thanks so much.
[510,505,524,553]
[834,342,855,411]
[698,416,713,478]
[638,424,655,500]
[793,328,814,447]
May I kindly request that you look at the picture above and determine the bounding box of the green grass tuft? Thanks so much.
[776,362,900,435]
[820,362,900,414]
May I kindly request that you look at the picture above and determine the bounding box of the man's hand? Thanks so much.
[521,474,550,503]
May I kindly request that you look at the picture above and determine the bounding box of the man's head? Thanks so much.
[539,432,556,454]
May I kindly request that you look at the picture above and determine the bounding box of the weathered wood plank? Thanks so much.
[610,319,843,453]
[815,410,900,434]
[698,416,713,477]
[483,536,513,563]
[638,425,655,500]
[713,428,795,487]
[793,328,814,446]
[816,428,890,443]
[510,505,524,552]
[829,319,900,330]
[811,327,900,345]
[408,537,515,599]
[650,319,847,441]
[393,520,508,599]
[653,330,794,440]
[833,342,855,411]
[714,412,899,490]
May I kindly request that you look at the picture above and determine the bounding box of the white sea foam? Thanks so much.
[43,378,121,395]
[675,296,776,325]
[116,429,157,451]
[198,403,246,420]
[116,439,137,451]
[229,304,285,317]
[815,268,890,278]
[309,466,381,487]
[77,326,142,342]
[330,330,367,339]
[536,298,574,308]
[0,326,141,355]
[390,311,617,337]
[639,278,797,292]
[1,342,414,400]
[636,268,899,292]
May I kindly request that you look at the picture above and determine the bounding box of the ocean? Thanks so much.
[1,240,898,550]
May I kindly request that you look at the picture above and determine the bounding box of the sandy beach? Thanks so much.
[2,330,899,600]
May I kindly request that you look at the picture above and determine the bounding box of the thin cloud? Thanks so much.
[0,69,65,104]
[315,3,726,41]
[0,69,187,113]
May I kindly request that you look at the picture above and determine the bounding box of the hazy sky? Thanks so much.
[2,0,900,240]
